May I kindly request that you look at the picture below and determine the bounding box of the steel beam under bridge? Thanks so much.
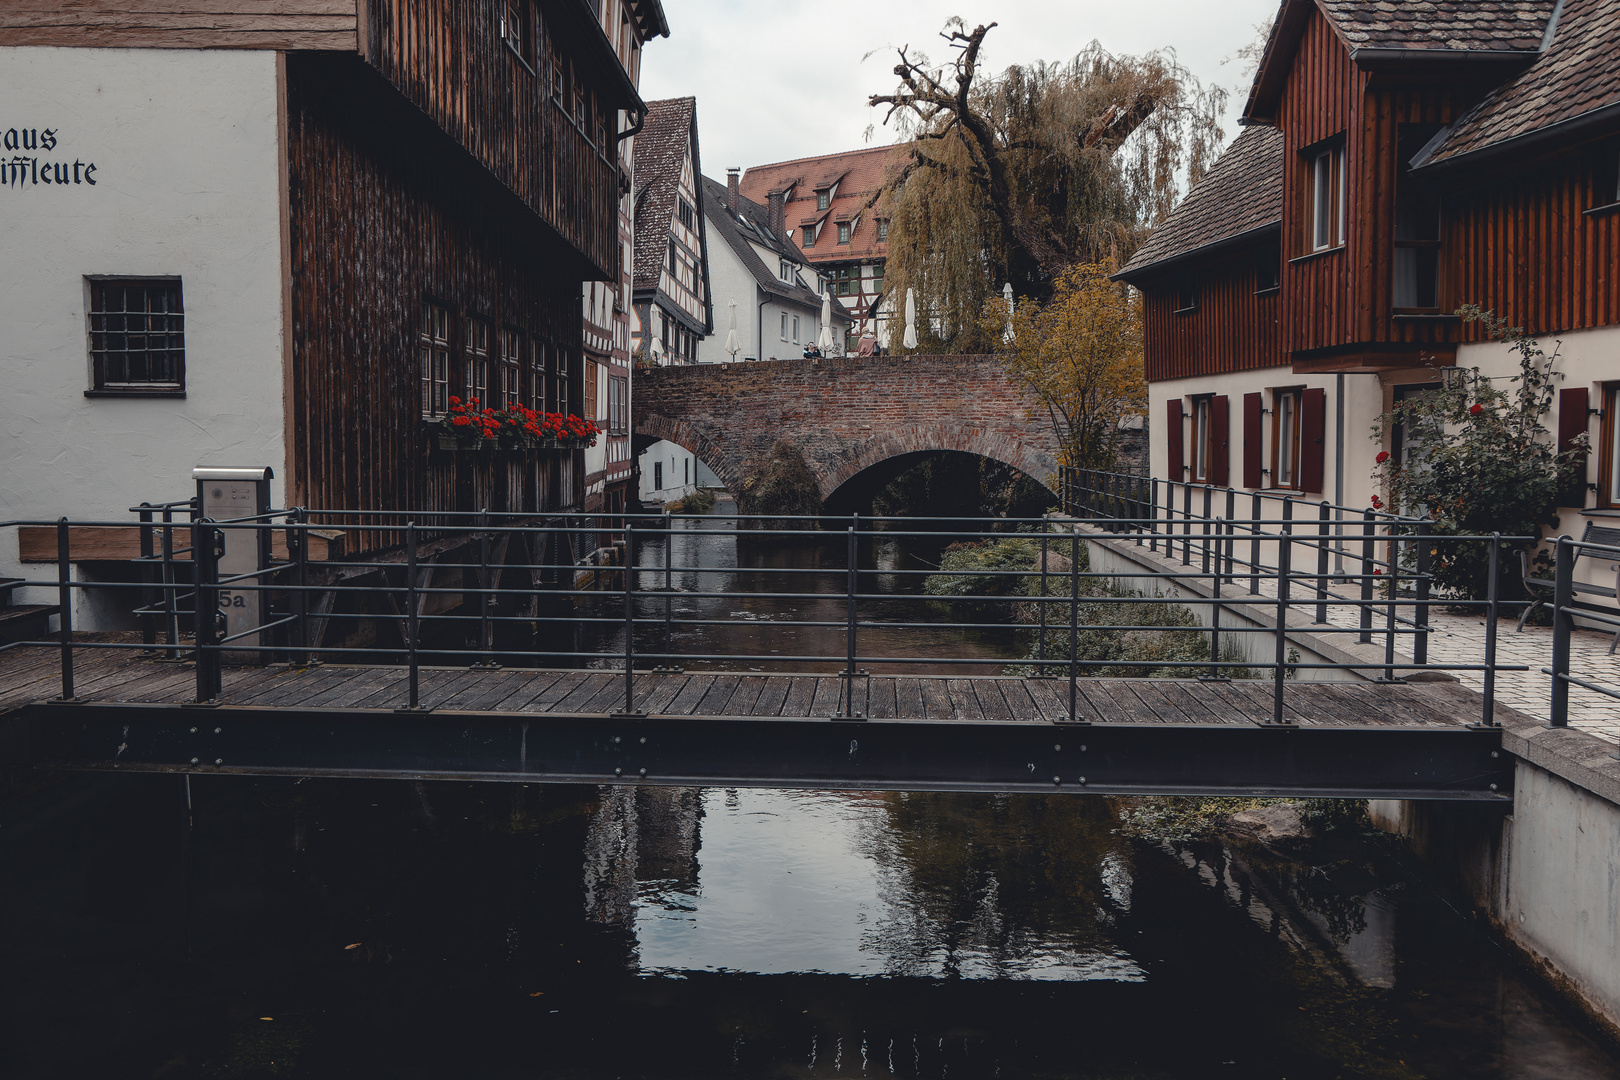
[21,702,1511,801]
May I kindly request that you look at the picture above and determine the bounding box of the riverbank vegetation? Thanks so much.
[663,488,716,515]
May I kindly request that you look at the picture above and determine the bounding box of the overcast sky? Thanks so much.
[640,0,1280,178]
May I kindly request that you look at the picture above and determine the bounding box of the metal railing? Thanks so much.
[1544,532,1620,730]
[2,502,1536,729]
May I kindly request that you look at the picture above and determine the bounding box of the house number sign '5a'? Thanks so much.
[3,127,100,189]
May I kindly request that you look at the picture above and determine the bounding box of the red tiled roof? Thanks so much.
[1115,126,1285,280]
[739,144,903,265]
[1426,0,1620,163]
[632,96,697,294]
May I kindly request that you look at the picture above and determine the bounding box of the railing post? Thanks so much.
[404,521,422,710]
[193,517,222,704]
[1381,521,1401,683]
[1315,501,1331,624]
[1204,517,1227,682]
[1413,520,1432,667]
[1035,529,1051,677]
[1550,534,1573,727]
[619,522,638,716]
[654,509,680,673]
[472,508,499,669]
[54,518,75,701]
[1201,485,1212,575]
[1272,500,1293,724]
[1068,526,1080,724]
[160,507,181,660]
[1250,492,1262,595]
[1149,478,1160,554]
[289,508,311,667]
[1359,509,1376,644]
[1481,532,1500,728]
[1181,481,1193,566]
[138,504,157,651]
[840,514,862,719]
[1223,488,1236,584]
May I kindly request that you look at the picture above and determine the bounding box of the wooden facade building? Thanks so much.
[1117,0,1620,525]
[1,0,669,575]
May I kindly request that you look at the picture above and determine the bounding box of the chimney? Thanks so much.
[766,189,785,238]
[726,167,740,213]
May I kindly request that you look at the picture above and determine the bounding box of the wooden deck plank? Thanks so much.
[1151,680,1232,725]
[692,675,743,716]
[893,677,924,720]
[1021,678,1071,721]
[488,670,568,710]
[918,678,953,719]
[518,671,591,711]
[1084,680,1161,724]
[945,679,986,722]
[289,666,403,709]
[751,676,793,716]
[866,677,898,720]
[551,673,618,713]
[666,675,718,716]
[239,666,355,707]
[810,677,846,717]
[636,674,690,715]
[996,681,1042,722]
[726,676,769,717]
[1123,681,1194,724]
[321,669,413,710]
[1197,681,1281,724]
[778,676,819,717]
[971,681,1011,720]
[438,670,534,710]
[577,674,633,715]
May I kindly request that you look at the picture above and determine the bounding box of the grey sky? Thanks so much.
[640,1,1280,178]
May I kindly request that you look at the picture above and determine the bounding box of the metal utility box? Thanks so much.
[194,467,274,656]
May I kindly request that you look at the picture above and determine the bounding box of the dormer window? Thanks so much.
[779,259,794,283]
[877,218,889,242]
[803,224,815,247]
[1305,140,1345,253]
[837,222,851,245]
[817,190,830,211]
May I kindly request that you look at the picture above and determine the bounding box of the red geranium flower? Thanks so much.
[1375,451,1390,464]
[1469,403,1484,415]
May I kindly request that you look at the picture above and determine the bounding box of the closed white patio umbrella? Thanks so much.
[903,287,918,350]
[725,298,740,361]
[817,291,834,352]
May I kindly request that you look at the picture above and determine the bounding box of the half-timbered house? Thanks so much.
[631,95,714,368]
[0,1,666,617]
[1117,0,1620,544]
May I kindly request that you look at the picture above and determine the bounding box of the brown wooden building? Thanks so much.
[1,1,667,551]
[1117,0,1620,526]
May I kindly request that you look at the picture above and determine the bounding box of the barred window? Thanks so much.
[86,278,185,394]
[418,302,451,417]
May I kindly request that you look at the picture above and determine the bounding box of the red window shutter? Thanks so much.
[1242,392,1263,489]
[1300,387,1327,494]
[1558,387,1589,506]
[1209,395,1230,486]
[1166,398,1185,480]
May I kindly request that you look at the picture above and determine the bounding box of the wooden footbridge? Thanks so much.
[0,505,1551,801]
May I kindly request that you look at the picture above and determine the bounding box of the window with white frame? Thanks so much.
[499,327,523,407]
[1306,141,1345,253]
[781,312,788,340]
[1190,396,1213,483]
[837,222,851,245]
[418,301,451,417]
[464,316,490,404]
[1271,388,1303,489]
[802,224,815,247]
[817,190,829,211]
[792,315,800,343]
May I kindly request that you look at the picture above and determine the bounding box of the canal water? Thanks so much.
[2,503,1617,1077]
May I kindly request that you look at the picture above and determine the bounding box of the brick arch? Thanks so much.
[817,423,1058,502]
[632,413,744,495]
[636,354,1064,505]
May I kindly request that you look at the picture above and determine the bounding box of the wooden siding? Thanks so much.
[0,1,358,49]
[1447,148,1620,338]
[1276,7,1365,357]
[1142,254,1282,382]
[361,0,619,278]
[285,56,583,533]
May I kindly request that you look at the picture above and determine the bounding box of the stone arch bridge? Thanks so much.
[634,354,1061,508]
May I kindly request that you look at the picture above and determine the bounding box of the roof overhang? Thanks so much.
[1413,99,1620,176]
[554,0,645,112]
[626,0,670,40]
[1290,341,1457,374]
[1112,222,1280,284]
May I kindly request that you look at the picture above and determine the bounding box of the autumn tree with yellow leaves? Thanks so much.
[987,263,1145,470]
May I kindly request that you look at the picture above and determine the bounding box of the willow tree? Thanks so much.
[870,19,1224,351]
